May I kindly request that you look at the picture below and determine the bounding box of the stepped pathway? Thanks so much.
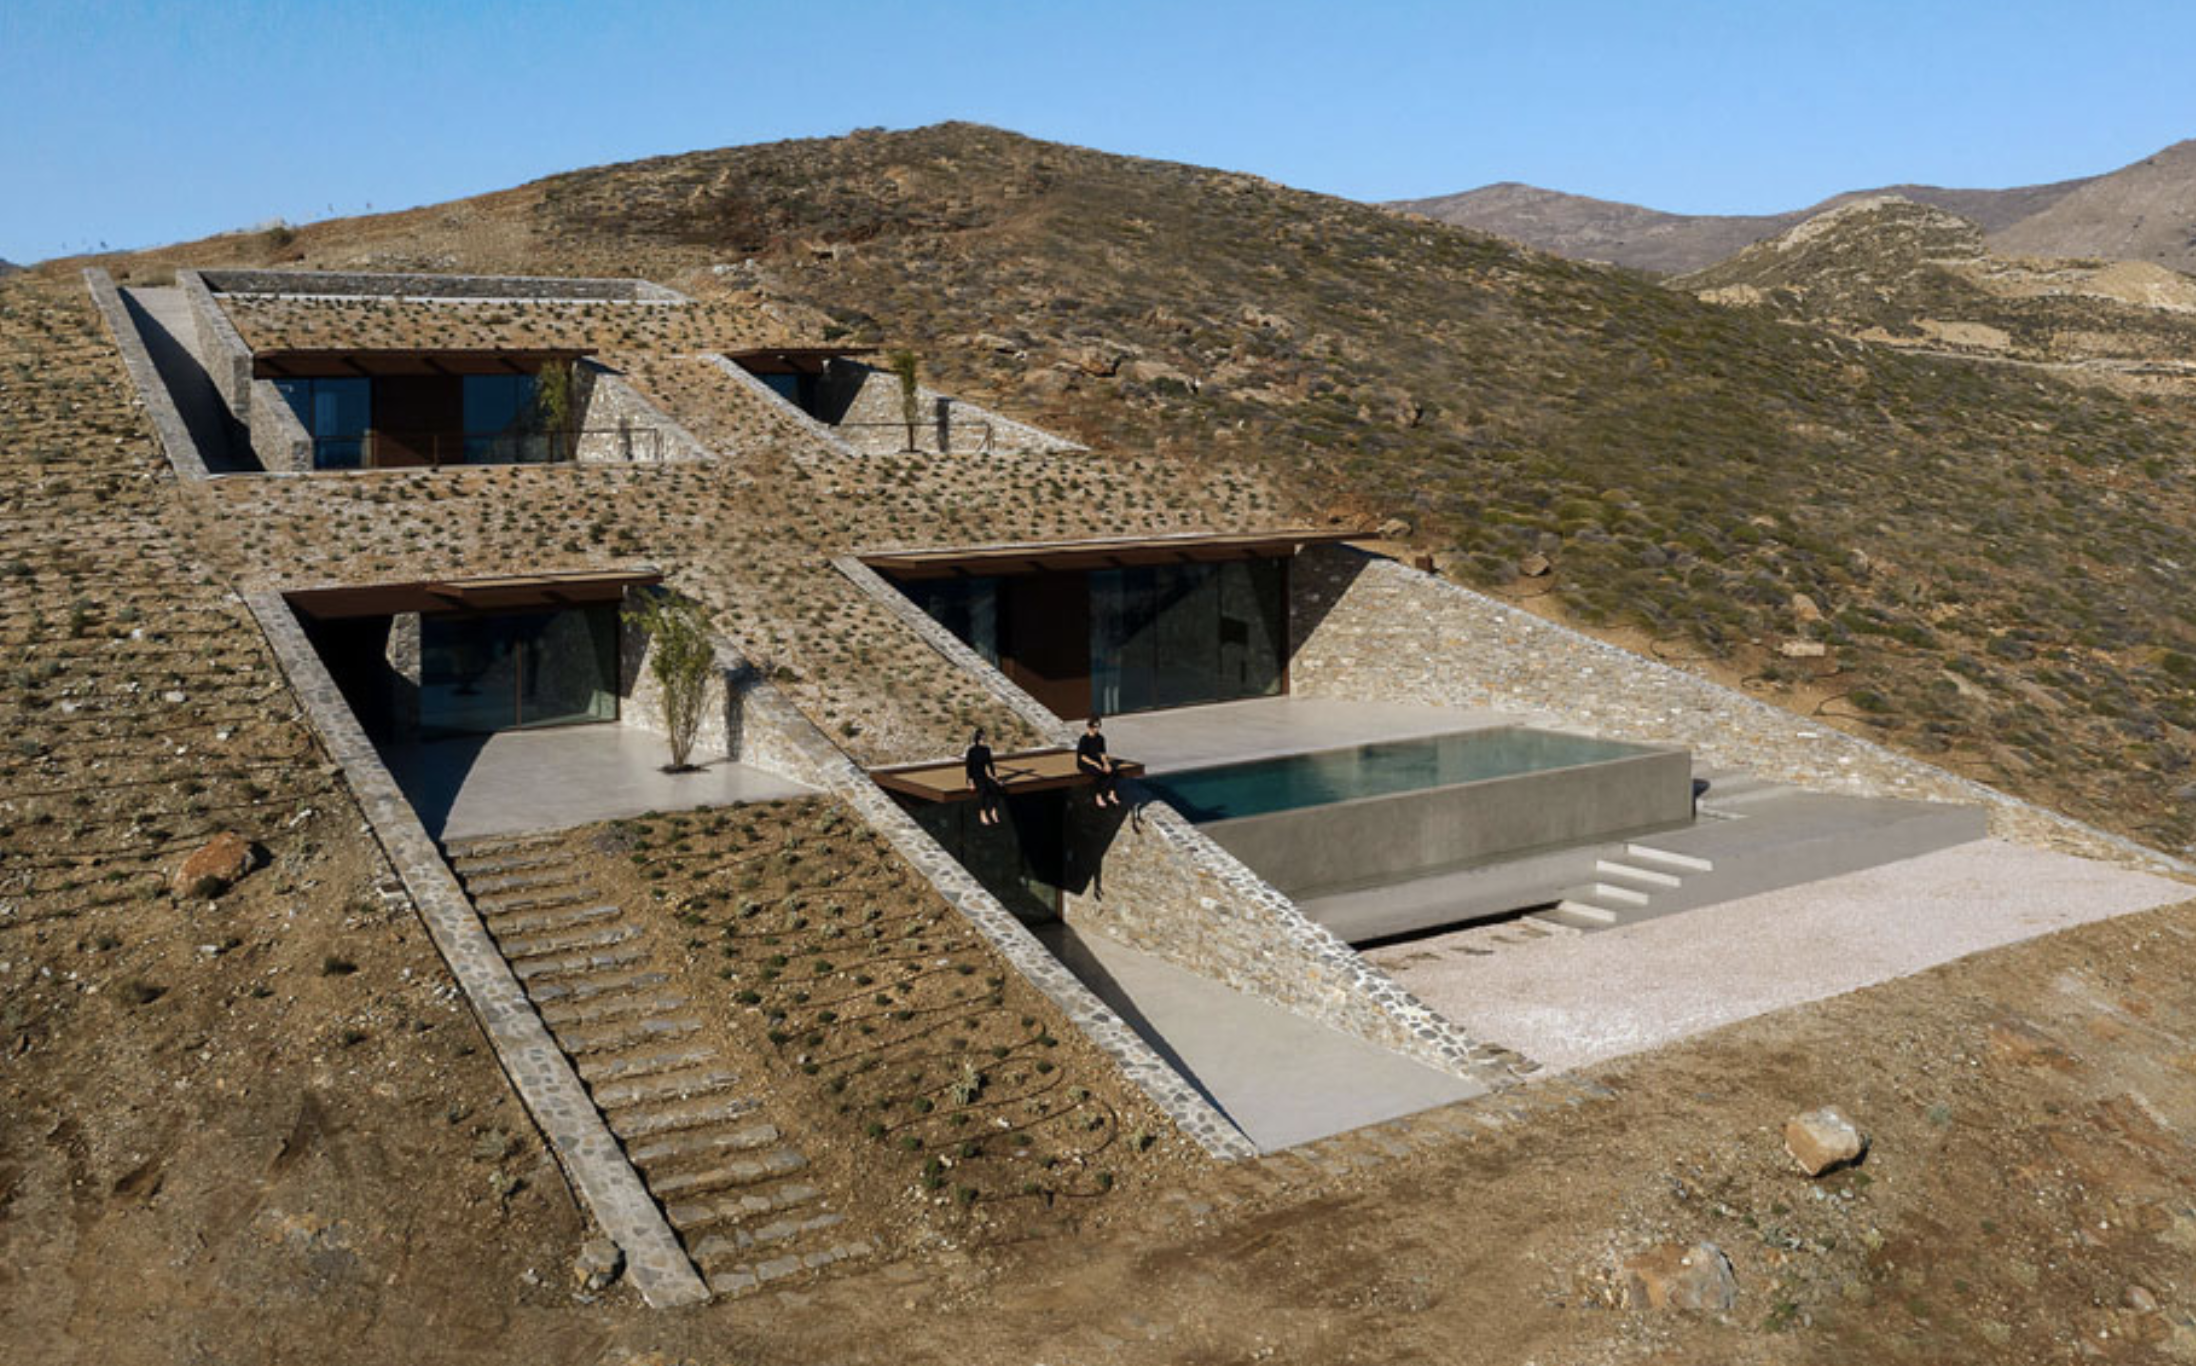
[442,830,872,1298]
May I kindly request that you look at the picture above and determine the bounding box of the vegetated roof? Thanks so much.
[220,292,803,356]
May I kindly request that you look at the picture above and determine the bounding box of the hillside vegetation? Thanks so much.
[98,123,2196,855]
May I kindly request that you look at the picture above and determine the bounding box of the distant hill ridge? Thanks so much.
[1390,141,2196,275]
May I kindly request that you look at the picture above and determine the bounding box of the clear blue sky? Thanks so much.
[4,0,2191,263]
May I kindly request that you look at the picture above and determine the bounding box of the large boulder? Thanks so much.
[170,831,255,900]
[1621,1242,1737,1312]
[1785,1106,1869,1176]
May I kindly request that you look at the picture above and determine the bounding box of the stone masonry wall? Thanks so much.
[198,268,687,302]
[1062,793,1531,1087]
[177,270,254,421]
[81,268,212,481]
[818,364,1084,457]
[1287,545,2191,875]
[574,362,715,465]
[247,376,313,472]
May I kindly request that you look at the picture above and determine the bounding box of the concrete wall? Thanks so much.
[197,268,687,302]
[1199,747,1695,900]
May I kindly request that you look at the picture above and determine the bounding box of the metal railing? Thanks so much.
[306,426,664,470]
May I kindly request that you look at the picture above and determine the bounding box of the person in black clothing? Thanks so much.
[1077,715,1121,808]
[965,728,1005,826]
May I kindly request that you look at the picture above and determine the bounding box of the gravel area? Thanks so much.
[1367,840,2195,1071]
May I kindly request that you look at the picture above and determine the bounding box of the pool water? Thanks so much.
[1141,727,1658,823]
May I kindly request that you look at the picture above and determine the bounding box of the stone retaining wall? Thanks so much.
[1287,545,2192,875]
[827,364,1084,456]
[81,268,212,481]
[575,363,715,465]
[177,270,254,419]
[247,376,312,472]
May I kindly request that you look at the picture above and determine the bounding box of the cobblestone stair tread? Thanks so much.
[440,833,848,1302]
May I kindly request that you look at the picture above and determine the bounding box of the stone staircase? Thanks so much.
[442,830,872,1298]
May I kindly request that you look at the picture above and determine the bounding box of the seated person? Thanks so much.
[1076,715,1122,808]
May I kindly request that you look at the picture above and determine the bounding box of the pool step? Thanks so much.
[1595,858,1682,888]
[1626,842,1714,873]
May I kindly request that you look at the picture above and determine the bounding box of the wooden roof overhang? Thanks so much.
[252,348,595,379]
[861,529,1362,581]
[870,747,1147,804]
[724,346,877,375]
[285,568,662,620]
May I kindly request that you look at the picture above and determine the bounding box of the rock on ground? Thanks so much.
[170,831,255,900]
[1620,1241,1737,1312]
[1785,1107,1868,1176]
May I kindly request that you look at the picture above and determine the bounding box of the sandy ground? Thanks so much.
[1368,839,2194,1070]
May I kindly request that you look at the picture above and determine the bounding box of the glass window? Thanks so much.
[276,376,371,470]
[417,604,619,737]
[1217,558,1286,700]
[904,576,1000,667]
[1152,563,1221,709]
[462,374,540,463]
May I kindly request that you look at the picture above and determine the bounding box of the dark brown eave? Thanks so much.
[860,529,1361,581]
[724,346,877,375]
[870,747,1147,803]
[253,348,595,379]
[284,568,662,620]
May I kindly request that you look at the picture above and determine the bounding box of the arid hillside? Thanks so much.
[90,122,2196,858]
[1390,173,2098,274]
[1677,195,2196,391]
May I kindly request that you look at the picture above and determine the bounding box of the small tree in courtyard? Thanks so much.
[625,590,714,772]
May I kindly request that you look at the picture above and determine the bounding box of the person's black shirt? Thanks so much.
[1076,730,1107,772]
[965,742,994,784]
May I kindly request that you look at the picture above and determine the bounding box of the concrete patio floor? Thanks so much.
[382,725,812,841]
[1366,839,2194,1072]
[1105,696,1521,775]
[1035,922,1485,1151]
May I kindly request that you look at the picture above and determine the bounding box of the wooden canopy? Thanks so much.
[724,346,876,375]
[285,569,662,620]
[253,348,594,379]
[871,747,1146,804]
[861,528,1360,581]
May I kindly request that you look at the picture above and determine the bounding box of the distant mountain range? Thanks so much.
[1391,140,2196,276]
[0,260,21,277]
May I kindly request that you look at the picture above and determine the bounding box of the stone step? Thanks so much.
[628,1120,779,1168]
[576,1042,719,1086]
[474,888,596,915]
[449,851,567,878]
[590,1065,742,1113]
[442,831,565,860]
[704,1239,873,1299]
[1581,881,1651,907]
[540,988,691,1030]
[484,901,621,937]
[691,1211,846,1268]
[1594,858,1683,888]
[1627,842,1714,873]
[466,868,587,897]
[645,1147,808,1200]
[512,942,649,983]
[1528,903,1619,932]
[665,1179,825,1234]
[499,920,640,962]
[609,1092,763,1140]
[526,967,670,1005]
[556,1013,704,1057]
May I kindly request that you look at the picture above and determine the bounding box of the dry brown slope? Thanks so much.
[1993,138,2196,275]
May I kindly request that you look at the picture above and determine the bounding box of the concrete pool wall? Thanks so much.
[1194,742,1696,899]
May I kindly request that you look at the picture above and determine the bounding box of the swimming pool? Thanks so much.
[1140,726,1695,899]
[1140,727,1663,822]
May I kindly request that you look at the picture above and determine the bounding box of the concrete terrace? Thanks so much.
[382,726,812,841]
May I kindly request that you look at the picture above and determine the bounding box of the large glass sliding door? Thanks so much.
[1090,558,1286,713]
[419,605,619,738]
